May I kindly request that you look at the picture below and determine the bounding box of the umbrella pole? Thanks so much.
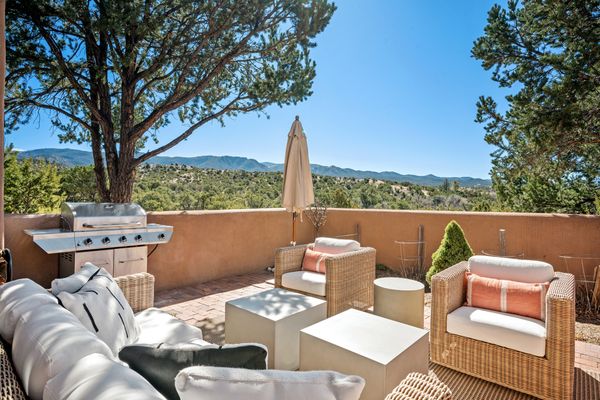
[291,212,297,246]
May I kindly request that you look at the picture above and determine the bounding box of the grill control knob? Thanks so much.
[158,233,166,240]
[102,237,111,245]
[83,238,93,246]
[134,234,143,242]
[119,236,127,243]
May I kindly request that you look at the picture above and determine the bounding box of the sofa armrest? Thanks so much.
[325,247,376,314]
[274,244,308,287]
[115,272,155,313]
[431,261,468,335]
[1,339,27,400]
[545,272,575,361]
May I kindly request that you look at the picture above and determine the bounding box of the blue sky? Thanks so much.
[10,1,509,179]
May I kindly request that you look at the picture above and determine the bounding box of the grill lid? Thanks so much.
[61,202,147,231]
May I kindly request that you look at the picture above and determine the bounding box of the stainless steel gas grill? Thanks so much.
[25,202,173,277]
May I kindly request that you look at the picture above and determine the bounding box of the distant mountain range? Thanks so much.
[18,148,491,187]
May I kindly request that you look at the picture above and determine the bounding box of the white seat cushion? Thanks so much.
[468,255,554,283]
[447,306,546,357]
[282,271,326,297]
[134,308,203,345]
[175,366,365,400]
[12,303,114,400]
[314,237,360,254]
[43,353,166,400]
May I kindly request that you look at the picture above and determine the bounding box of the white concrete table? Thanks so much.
[299,309,428,400]
[374,277,425,328]
[225,288,327,370]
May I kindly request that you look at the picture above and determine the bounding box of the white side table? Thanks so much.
[225,288,327,370]
[374,277,424,328]
[299,309,429,400]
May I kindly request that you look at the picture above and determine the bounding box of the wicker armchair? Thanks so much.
[430,261,575,400]
[0,272,156,400]
[274,244,376,316]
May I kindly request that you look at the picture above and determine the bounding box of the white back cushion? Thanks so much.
[313,237,360,254]
[51,262,98,295]
[0,279,57,343]
[58,270,140,356]
[43,353,165,400]
[468,255,554,283]
[175,366,365,400]
[12,302,114,400]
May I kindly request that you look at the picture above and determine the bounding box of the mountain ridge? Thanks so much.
[17,148,491,187]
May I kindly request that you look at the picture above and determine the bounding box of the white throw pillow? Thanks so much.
[12,302,114,400]
[57,267,140,356]
[0,279,57,343]
[468,255,554,283]
[50,262,99,295]
[134,307,204,345]
[43,353,166,400]
[313,237,360,254]
[175,366,365,400]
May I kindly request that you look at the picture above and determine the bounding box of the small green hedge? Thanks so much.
[426,220,473,284]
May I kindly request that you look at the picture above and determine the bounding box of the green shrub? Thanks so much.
[426,220,473,283]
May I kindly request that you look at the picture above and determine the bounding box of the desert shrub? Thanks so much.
[426,220,473,283]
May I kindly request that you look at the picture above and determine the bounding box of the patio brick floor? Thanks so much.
[155,270,600,372]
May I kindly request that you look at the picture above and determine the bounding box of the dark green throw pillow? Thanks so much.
[119,342,267,400]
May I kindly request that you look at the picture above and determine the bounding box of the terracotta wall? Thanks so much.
[5,209,600,290]
[321,209,600,281]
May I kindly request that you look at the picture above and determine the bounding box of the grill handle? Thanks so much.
[118,258,145,264]
[82,222,142,229]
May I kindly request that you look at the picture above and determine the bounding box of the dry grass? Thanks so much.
[576,284,600,345]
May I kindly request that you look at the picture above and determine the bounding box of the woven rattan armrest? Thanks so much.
[324,247,376,315]
[385,372,452,400]
[545,272,575,361]
[1,339,27,400]
[274,244,308,287]
[430,261,467,334]
[114,272,155,313]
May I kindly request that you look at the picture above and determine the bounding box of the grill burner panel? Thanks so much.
[25,224,173,254]
[25,202,173,254]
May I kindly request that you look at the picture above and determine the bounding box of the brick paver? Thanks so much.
[156,270,600,372]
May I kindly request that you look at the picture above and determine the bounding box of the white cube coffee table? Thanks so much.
[225,288,327,370]
[299,309,429,400]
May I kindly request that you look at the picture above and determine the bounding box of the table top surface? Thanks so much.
[374,277,425,291]
[300,309,428,364]
[226,288,326,321]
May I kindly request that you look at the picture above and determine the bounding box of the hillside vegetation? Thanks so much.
[128,165,496,212]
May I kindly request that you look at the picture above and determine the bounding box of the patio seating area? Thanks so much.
[155,269,600,399]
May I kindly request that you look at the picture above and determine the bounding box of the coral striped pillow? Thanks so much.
[466,272,550,321]
[302,248,330,274]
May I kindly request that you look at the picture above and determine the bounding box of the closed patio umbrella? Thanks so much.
[282,116,314,245]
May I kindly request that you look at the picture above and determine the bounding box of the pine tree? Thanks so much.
[426,220,473,283]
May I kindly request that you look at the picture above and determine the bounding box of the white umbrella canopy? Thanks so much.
[282,116,314,245]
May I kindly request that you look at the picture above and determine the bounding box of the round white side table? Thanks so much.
[373,277,424,328]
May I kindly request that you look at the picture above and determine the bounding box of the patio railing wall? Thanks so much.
[5,209,600,290]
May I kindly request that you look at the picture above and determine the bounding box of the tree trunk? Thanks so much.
[107,166,136,203]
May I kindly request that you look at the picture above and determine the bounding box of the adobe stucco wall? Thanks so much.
[321,209,600,281]
[4,208,600,290]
